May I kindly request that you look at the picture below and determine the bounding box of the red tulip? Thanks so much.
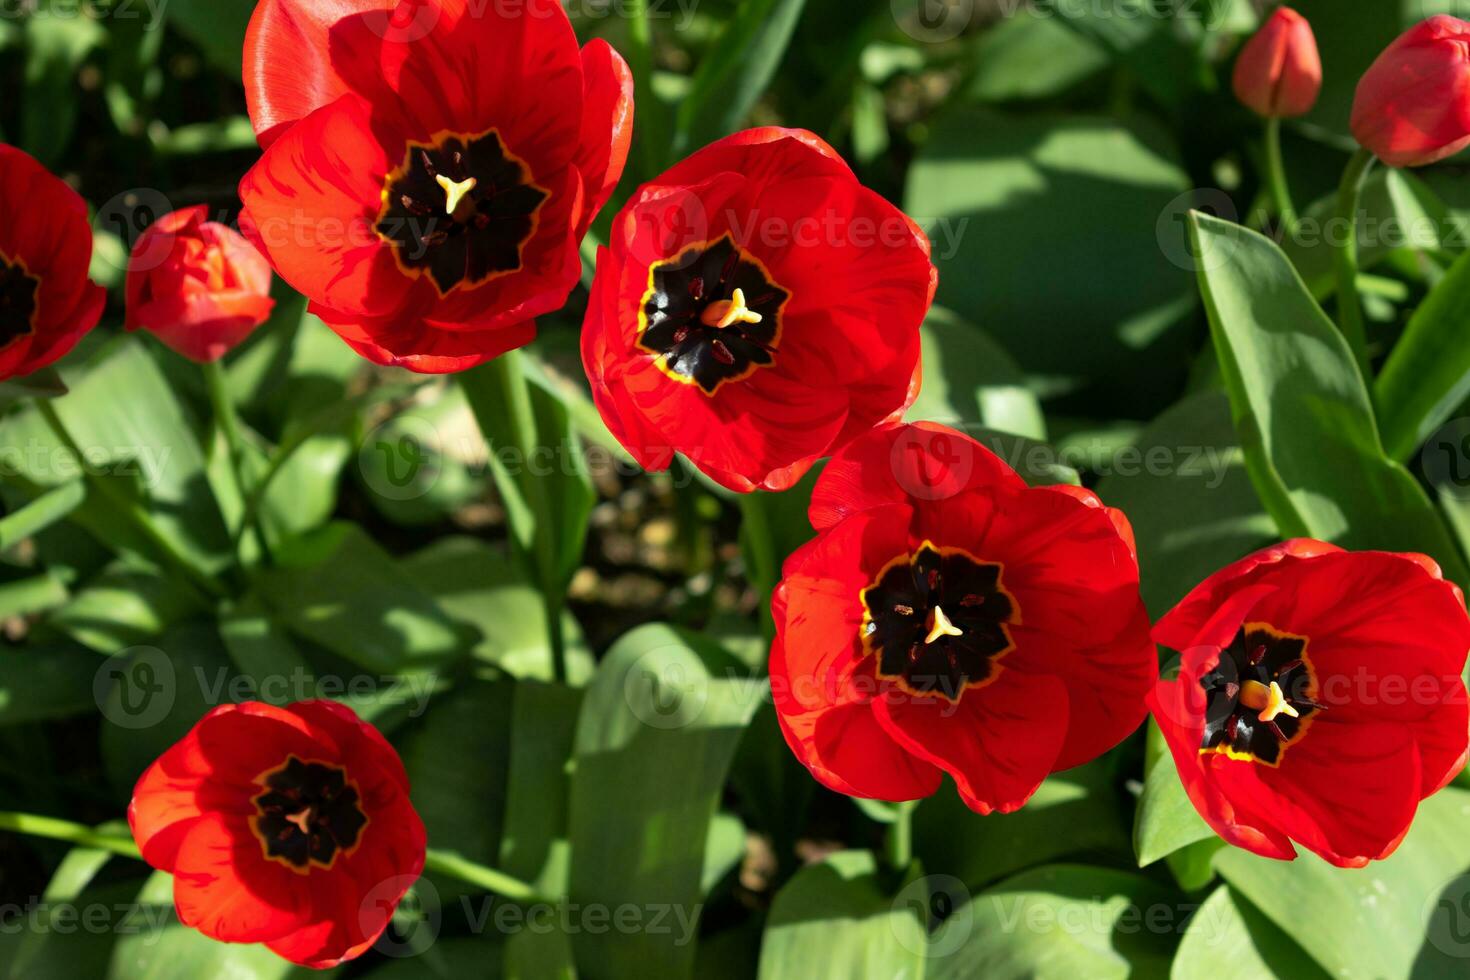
[581,128,935,493]
[129,700,427,967]
[125,206,275,363]
[1232,7,1322,118]
[1352,15,1470,167]
[239,0,633,373]
[769,423,1156,814]
[0,144,105,382]
[1149,540,1470,867]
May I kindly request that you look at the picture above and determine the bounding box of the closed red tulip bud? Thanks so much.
[1352,16,1470,168]
[1232,7,1321,118]
[125,206,275,362]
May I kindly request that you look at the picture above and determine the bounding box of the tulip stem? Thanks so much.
[737,492,778,643]
[202,359,270,567]
[1333,148,1377,385]
[422,848,545,904]
[1263,118,1298,240]
[34,398,227,602]
[461,352,571,684]
[885,800,916,872]
[0,812,142,859]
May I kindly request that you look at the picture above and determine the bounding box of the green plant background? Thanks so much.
[2,0,1470,977]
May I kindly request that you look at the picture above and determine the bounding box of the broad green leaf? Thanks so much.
[1215,786,1470,980]
[218,595,314,700]
[566,624,764,979]
[401,677,514,906]
[107,871,306,980]
[1377,246,1470,461]
[1096,389,1275,618]
[756,851,925,980]
[1285,170,1468,301]
[505,925,578,980]
[1190,212,1470,586]
[926,865,1181,980]
[907,306,1046,441]
[0,481,85,551]
[906,111,1196,417]
[163,0,253,76]
[0,642,101,725]
[252,522,471,674]
[674,0,809,152]
[400,536,593,683]
[0,338,232,573]
[2,876,139,980]
[0,570,70,620]
[97,620,237,800]
[356,384,486,528]
[1134,720,1215,869]
[499,680,583,897]
[1171,885,1329,980]
[21,10,104,165]
[48,560,201,654]
[914,759,1131,892]
[964,12,1107,103]
[460,353,595,601]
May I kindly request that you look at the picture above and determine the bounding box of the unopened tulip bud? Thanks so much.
[1232,7,1322,119]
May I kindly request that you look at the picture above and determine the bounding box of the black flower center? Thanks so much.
[637,235,789,394]
[252,757,368,871]
[0,253,39,350]
[376,128,548,295]
[860,542,1018,702]
[1199,623,1324,766]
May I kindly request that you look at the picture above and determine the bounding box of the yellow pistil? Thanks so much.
[1239,679,1300,723]
[435,174,478,217]
[700,287,763,329]
[284,808,314,834]
[924,605,964,645]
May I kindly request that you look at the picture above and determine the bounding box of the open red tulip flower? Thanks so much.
[1232,7,1321,119]
[1149,541,1470,867]
[580,128,935,493]
[125,206,275,363]
[769,423,1156,813]
[239,0,633,372]
[1352,15,1470,168]
[129,700,427,968]
[0,144,105,382]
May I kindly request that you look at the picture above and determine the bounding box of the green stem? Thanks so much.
[470,352,569,684]
[738,492,778,643]
[0,812,142,859]
[202,359,269,566]
[422,848,544,903]
[885,801,915,872]
[1333,148,1377,384]
[0,812,545,904]
[1263,118,1297,239]
[35,399,226,602]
